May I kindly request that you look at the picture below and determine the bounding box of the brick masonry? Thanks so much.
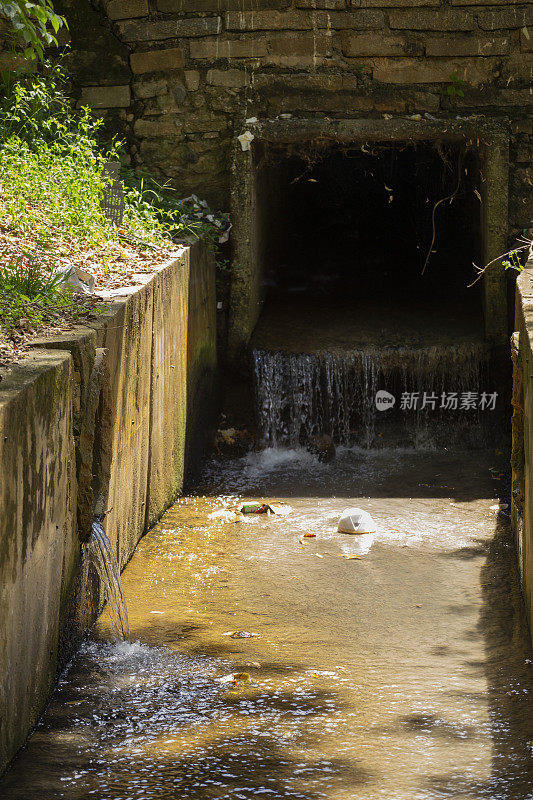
[59,0,531,230]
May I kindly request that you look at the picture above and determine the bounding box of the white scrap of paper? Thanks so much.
[238,130,254,151]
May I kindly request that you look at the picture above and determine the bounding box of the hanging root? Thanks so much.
[421,143,463,276]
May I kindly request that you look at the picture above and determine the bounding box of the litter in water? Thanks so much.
[222,630,260,639]
[338,508,376,534]
[240,502,292,516]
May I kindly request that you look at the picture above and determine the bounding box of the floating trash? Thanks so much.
[221,630,259,639]
[338,508,376,534]
[217,672,251,685]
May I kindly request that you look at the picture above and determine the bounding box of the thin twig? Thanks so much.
[421,157,462,276]
[467,239,532,288]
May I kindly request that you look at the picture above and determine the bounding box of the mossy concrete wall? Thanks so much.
[511,242,533,641]
[0,240,217,775]
[0,351,76,777]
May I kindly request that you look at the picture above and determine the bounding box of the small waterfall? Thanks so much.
[252,344,493,449]
[83,520,130,640]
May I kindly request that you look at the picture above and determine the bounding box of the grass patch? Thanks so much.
[0,60,225,366]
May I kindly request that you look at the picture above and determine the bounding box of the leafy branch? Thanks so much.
[0,1,67,61]
[467,236,532,288]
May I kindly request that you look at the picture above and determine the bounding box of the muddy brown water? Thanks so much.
[1,447,533,800]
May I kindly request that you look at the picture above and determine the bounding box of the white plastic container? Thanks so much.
[337,508,376,534]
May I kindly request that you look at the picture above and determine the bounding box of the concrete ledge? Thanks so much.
[512,245,533,640]
[0,351,76,774]
[0,239,217,775]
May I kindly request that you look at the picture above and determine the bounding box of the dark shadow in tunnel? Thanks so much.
[255,141,483,311]
[224,140,511,455]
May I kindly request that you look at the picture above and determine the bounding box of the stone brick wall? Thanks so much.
[59,0,531,232]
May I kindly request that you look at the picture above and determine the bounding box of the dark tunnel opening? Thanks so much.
[252,140,484,346]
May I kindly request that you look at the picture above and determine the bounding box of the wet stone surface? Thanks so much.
[1,448,533,800]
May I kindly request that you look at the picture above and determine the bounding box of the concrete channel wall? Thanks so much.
[0,240,217,775]
[512,246,533,642]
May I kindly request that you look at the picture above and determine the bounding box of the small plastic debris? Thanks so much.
[240,502,291,516]
[55,264,96,294]
[218,226,231,244]
[175,194,231,244]
[230,630,258,639]
[218,672,251,684]
[489,503,509,511]
[303,533,316,538]
[267,503,292,516]
[217,428,237,445]
[245,116,258,123]
[237,130,254,151]
[241,502,270,514]
[338,508,376,534]
[214,427,253,457]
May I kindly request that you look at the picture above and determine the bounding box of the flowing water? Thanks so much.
[250,298,496,449]
[84,521,130,641]
[253,345,492,449]
[1,447,532,800]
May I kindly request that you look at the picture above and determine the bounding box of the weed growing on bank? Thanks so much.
[0,63,173,257]
[0,255,100,335]
[0,61,224,366]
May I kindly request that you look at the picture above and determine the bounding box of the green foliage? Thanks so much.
[0,0,67,61]
[0,61,175,344]
[0,64,84,145]
[119,167,230,250]
[0,61,227,347]
[0,61,173,255]
[0,254,95,332]
[442,71,466,104]
[502,249,524,273]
